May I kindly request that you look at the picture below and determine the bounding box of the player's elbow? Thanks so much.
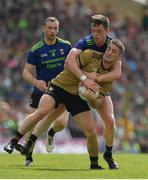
[64,61,68,68]
[22,69,26,79]
[64,48,78,69]
[64,60,72,69]
[22,69,29,81]
[115,71,121,80]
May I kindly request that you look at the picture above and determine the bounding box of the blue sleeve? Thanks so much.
[27,51,37,65]
[68,44,72,52]
[74,38,88,51]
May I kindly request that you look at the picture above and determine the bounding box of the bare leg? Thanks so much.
[3,94,56,155]
[73,111,103,169]
[18,94,55,135]
[74,111,99,156]
[96,96,116,147]
[52,111,69,132]
[24,107,36,154]
[95,96,119,169]
[32,104,67,137]
[46,108,69,152]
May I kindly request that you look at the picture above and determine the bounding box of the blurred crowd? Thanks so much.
[0,0,148,153]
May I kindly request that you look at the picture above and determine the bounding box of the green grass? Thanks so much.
[0,153,147,179]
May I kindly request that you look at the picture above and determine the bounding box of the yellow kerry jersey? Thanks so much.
[97,61,114,95]
[52,49,113,95]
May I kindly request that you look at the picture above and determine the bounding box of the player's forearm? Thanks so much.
[82,71,98,81]
[23,69,37,86]
[65,48,85,79]
[98,60,122,82]
[66,61,84,79]
[97,71,121,82]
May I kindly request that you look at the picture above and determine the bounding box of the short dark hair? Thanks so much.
[43,17,59,26]
[91,15,109,29]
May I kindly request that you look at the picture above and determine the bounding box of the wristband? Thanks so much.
[80,75,87,81]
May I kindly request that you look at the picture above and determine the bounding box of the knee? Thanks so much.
[54,118,67,131]
[36,109,48,120]
[85,128,98,140]
[104,115,116,130]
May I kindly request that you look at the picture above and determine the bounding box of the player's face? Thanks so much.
[43,21,59,41]
[91,24,108,46]
[103,43,121,63]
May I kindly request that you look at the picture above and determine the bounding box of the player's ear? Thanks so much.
[42,25,45,33]
[105,27,109,34]
[119,53,122,59]
[117,54,122,61]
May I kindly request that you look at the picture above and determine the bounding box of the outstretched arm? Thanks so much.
[64,48,84,78]
[65,48,99,92]
[97,60,122,82]
[82,60,122,82]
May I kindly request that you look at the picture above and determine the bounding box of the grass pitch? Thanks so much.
[0,153,147,179]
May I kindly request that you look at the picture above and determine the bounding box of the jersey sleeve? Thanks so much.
[75,38,88,51]
[78,50,92,67]
[27,51,37,65]
[67,43,72,53]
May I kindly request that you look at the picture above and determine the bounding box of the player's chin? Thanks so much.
[48,36,56,41]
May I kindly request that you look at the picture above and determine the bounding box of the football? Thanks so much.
[78,85,99,101]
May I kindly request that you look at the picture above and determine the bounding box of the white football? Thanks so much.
[79,86,87,94]
[78,85,99,101]
[78,86,87,101]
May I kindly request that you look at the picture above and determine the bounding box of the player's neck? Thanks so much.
[44,37,56,45]
[102,60,113,69]
[95,38,106,47]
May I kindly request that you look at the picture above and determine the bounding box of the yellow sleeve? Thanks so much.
[78,49,103,68]
[78,50,93,67]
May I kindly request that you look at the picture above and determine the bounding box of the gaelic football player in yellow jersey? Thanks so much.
[46,14,123,169]
[4,39,124,170]
[64,15,123,169]
[80,39,124,108]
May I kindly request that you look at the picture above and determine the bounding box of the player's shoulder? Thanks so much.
[57,37,71,46]
[106,36,112,45]
[84,34,95,45]
[31,40,44,52]
[82,49,103,59]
